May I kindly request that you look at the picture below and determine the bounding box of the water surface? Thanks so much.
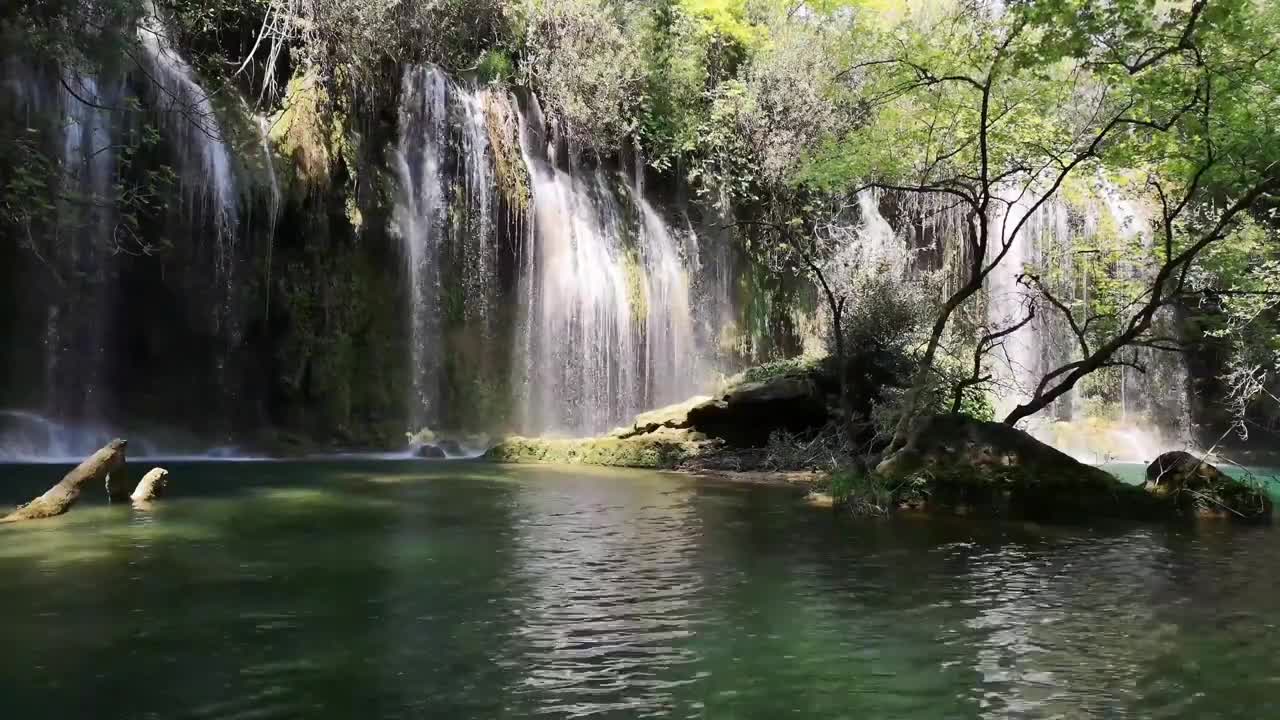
[1,460,1277,718]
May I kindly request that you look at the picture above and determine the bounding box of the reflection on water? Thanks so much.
[0,461,1278,719]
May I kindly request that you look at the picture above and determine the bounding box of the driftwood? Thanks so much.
[1,439,128,523]
[131,467,169,503]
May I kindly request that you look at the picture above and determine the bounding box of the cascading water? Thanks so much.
[513,96,710,436]
[50,71,125,423]
[982,184,1191,463]
[393,66,450,430]
[136,4,240,281]
[457,88,499,336]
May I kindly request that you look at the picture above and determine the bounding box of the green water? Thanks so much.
[2,460,1278,719]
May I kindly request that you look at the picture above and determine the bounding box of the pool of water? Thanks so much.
[1,460,1278,718]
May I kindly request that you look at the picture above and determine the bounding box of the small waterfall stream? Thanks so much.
[136,3,240,279]
[392,66,450,431]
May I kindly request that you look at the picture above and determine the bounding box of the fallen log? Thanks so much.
[1,439,128,523]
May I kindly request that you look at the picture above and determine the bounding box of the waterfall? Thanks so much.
[511,96,710,436]
[457,88,499,335]
[393,66,449,430]
[136,2,240,283]
[983,185,1191,462]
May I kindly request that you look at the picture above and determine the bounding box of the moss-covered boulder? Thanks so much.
[485,433,717,469]
[876,415,1170,521]
[1144,451,1272,521]
[877,415,1272,523]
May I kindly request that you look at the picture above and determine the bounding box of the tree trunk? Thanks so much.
[2,439,128,523]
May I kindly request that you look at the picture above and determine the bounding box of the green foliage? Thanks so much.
[475,49,514,84]
[740,355,820,383]
[827,469,894,516]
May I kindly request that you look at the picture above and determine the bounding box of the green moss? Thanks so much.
[739,355,821,383]
[485,435,710,469]
[271,71,341,191]
[483,93,531,210]
[620,246,649,321]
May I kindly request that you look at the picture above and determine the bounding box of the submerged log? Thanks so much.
[131,467,170,503]
[1,439,128,523]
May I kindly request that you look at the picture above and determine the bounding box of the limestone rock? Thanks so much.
[131,467,170,502]
[2,439,128,523]
[611,395,711,439]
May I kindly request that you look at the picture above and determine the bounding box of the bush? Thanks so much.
[740,355,821,384]
[827,470,894,516]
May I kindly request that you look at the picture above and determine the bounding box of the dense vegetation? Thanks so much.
[3,0,1279,454]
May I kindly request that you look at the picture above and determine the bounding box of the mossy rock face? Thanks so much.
[877,415,1179,523]
[485,435,717,469]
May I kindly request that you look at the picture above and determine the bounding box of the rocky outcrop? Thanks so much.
[607,371,830,447]
[131,467,170,503]
[1144,451,1272,521]
[2,439,128,523]
[874,414,1157,520]
[687,375,829,446]
[877,415,1272,523]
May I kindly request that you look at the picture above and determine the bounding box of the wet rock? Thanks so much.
[131,467,170,502]
[1144,451,1272,521]
[413,444,446,459]
[2,439,128,523]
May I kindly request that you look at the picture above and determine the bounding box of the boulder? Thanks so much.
[611,395,711,439]
[2,439,128,523]
[1144,451,1224,491]
[876,415,1162,521]
[131,467,170,502]
[1144,451,1272,521]
[685,375,829,446]
[413,444,446,459]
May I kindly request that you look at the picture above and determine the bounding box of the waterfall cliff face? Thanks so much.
[389,67,726,438]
